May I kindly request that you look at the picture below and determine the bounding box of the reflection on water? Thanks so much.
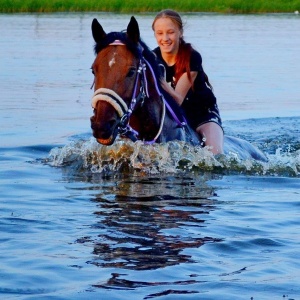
[93,273,201,297]
[77,177,220,270]
[76,175,221,294]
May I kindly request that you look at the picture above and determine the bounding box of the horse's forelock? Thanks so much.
[94,31,142,57]
[139,40,164,83]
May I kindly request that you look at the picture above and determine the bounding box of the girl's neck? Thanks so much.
[161,52,177,66]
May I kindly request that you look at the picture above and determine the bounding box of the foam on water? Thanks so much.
[47,137,300,177]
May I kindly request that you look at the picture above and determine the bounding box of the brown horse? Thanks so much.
[90,17,200,146]
[90,17,268,162]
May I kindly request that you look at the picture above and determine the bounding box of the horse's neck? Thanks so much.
[129,71,163,141]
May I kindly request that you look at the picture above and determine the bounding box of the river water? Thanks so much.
[0,12,299,300]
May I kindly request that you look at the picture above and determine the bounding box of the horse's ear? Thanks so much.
[127,16,140,43]
[92,18,106,43]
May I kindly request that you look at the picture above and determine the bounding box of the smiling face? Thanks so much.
[153,17,182,58]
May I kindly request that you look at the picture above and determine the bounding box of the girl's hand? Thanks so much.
[160,78,184,105]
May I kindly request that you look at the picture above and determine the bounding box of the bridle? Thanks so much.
[91,41,166,144]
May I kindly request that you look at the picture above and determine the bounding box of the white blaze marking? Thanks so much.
[109,52,116,68]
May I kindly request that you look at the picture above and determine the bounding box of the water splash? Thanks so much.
[47,138,299,177]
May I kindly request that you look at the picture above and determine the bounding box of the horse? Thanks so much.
[90,17,268,162]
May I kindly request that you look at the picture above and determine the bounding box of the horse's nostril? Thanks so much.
[90,117,117,134]
[108,120,116,128]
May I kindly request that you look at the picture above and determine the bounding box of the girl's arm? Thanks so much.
[161,71,197,106]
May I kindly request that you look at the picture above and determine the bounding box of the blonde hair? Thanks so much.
[152,9,183,33]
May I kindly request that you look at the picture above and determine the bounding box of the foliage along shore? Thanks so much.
[1,0,300,14]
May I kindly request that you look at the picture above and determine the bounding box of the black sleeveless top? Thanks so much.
[153,47,222,129]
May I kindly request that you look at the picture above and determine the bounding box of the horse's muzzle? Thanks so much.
[90,116,119,145]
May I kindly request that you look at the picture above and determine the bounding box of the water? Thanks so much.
[0,12,300,300]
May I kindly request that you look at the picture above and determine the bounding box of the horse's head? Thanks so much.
[90,17,152,145]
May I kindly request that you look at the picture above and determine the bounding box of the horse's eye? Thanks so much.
[127,67,136,78]
[91,67,95,75]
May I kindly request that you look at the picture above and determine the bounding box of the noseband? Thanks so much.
[91,41,166,143]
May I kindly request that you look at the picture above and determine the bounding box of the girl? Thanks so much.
[152,9,224,154]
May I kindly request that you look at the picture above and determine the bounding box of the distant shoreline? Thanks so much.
[1,0,299,14]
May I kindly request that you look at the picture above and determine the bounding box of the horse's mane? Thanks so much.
[94,31,187,124]
[141,41,188,124]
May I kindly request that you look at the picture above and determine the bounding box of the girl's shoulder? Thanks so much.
[190,49,202,65]
[189,48,203,71]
